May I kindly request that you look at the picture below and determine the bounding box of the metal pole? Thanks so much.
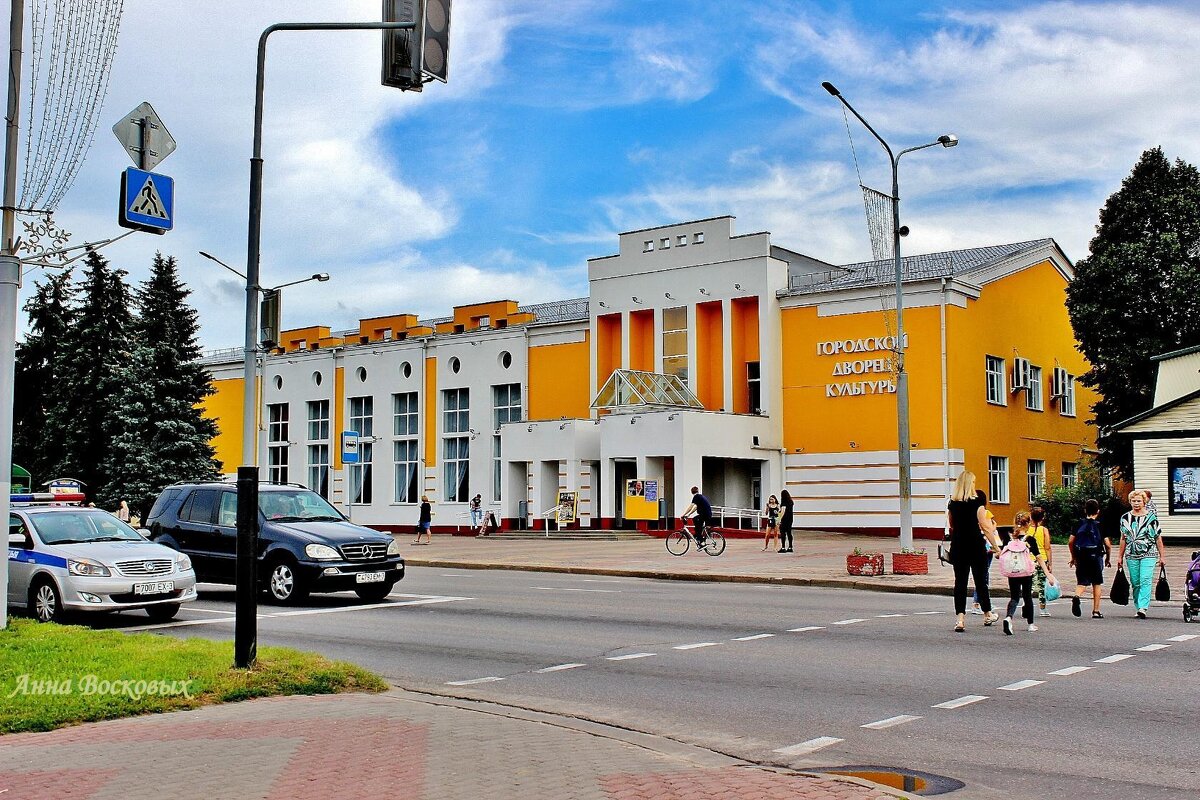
[0,0,25,630]
[891,156,914,551]
[234,465,258,667]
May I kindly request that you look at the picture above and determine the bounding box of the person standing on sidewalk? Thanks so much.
[1000,511,1051,635]
[778,490,795,553]
[414,495,433,545]
[763,495,780,551]
[1116,489,1166,619]
[948,470,1003,632]
[116,500,131,523]
[1029,506,1053,616]
[1069,498,1109,619]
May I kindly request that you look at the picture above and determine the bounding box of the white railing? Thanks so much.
[711,505,764,530]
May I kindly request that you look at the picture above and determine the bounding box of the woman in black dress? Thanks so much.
[947,470,1003,632]
[778,490,795,553]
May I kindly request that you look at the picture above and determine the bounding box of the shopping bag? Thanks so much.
[1155,564,1171,602]
[1044,576,1062,603]
[1110,567,1130,606]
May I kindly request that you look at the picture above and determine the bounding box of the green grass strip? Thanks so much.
[0,618,387,734]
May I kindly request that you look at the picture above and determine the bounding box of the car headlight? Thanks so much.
[175,553,192,572]
[305,543,340,560]
[67,558,111,577]
[387,537,401,556]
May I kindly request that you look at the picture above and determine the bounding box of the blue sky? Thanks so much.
[12,0,1200,349]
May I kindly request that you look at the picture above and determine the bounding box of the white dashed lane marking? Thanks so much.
[1167,634,1197,642]
[1135,643,1171,652]
[861,714,922,730]
[787,626,825,633]
[998,679,1045,691]
[832,618,867,625]
[1094,654,1135,664]
[446,676,503,686]
[733,634,775,641]
[536,663,586,673]
[1048,666,1092,676]
[607,652,656,661]
[933,695,988,709]
[875,613,908,618]
[914,611,946,615]
[774,736,844,756]
[674,642,721,650]
[531,587,620,593]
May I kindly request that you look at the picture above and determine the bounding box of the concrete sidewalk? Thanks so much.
[400,530,1197,600]
[0,690,904,800]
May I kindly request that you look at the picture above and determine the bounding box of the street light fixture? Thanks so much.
[821,81,958,551]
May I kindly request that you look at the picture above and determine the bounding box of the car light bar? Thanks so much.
[10,492,87,505]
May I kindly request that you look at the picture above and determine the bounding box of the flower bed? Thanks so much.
[846,551,885,576]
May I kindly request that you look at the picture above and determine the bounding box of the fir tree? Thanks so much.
[1066,147,1200,477]
[103,252,219,511]
[44,249,134,499]
[13,270,76,484]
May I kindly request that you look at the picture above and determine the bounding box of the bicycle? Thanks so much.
[666,518,726,556]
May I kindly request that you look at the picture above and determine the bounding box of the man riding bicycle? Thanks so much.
[680,486,713,547]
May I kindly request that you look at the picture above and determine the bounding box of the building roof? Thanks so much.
[1151,341,1200,362]
[783,239,1056,295]
[1111,387,1200,432]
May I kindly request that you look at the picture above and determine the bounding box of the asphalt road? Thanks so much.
[101,567,1198,799]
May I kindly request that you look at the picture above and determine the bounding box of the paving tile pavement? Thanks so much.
[0,691,903,800]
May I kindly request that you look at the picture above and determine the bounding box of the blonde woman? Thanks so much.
[763,495,780,551]
[1116,489,1166,618]
[947,470,1004,632]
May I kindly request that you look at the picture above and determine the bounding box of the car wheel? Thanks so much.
[265,557,309,604]
[145,603,181,622]
[30,578,64,624]
[354,582,395,603]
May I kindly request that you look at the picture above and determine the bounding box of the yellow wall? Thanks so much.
[781,304,945,453]
[529,336,591,420]
[731,297,759,414]
[629,309,654,372]
[696,301,723,410]
[424,357,437,466]
[948,260,1096,511]
[206,377,245,473]
[596,314,621,388]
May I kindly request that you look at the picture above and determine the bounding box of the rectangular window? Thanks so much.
[267,403,289,484]
[1062,461,1078,488]
[985,355,1006,405]
[348,396,374,505]
[1026,365,1043,411]
[662,305,688,383]
[1027,459,1046,502]
[492,384,522,501]
[307,399,330,442]
[988,456,1009,504]
[393,391,419,436]
[307,444,330,498]
[747,361,762,414]
[443,388,470,502]
[393,439,419,504]
[1060,373,1076,417]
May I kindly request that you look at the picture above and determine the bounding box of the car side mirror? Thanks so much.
[9,532,29,548]
[137,528,152,539]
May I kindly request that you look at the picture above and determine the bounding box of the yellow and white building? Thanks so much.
[201,216,1096,537]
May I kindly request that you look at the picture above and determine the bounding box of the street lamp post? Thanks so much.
[821,81,958,551]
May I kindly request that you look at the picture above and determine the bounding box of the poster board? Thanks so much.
[1168,458,1200,515]
[556,491,578,524]
[624,479,659,521]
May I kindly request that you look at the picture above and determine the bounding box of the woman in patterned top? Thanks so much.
[1116,489,1167,618]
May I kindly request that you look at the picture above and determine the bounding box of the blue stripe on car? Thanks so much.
[7,549,68,568]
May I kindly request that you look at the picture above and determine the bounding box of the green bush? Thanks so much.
[1032,461,1113,544]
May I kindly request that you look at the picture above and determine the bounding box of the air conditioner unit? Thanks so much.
[1050,367,1068,398]
[1011,357,1030,391]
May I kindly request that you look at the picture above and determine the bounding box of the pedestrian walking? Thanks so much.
[1069,498,1110,619]
[414,495,433,545]
[116,499,131,523]
[1000,511,1052,635]
[763,495,780,551]
[778,489,794,553]
[1116,489,1167,618]
[971,502,996,615]
[469,493,484,534]
[1029,506,1053,616]
[947,470,1004,632]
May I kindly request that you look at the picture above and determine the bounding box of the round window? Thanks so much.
[313,371,323,386]
[273,375,283,390]
[401,361,412,379]
[449,356,461,374]
[499,351,512,369]
[356,366,367,382]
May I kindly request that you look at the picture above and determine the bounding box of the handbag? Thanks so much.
[1111,567,1130,606]
[1155,563,1171,602]
[1044,576,1062,603]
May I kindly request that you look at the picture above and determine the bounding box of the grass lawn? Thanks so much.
[0,618,387,734]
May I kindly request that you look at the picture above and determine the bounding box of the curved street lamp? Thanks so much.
[821,81,958,550]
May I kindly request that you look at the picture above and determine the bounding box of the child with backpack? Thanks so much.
[1069,498,1111,618]
[999,511,1053,636]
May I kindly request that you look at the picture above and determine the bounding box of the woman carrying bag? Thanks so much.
[947,470,1005,633]
[1116,489,1167,619]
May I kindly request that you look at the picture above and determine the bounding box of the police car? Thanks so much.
[8,494,197,623]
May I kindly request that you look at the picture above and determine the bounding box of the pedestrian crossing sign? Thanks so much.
[119,167,174,234]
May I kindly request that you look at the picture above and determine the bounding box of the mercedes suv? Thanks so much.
[146,481,404,603]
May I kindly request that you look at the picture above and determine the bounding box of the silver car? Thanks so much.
[8,505,197,623]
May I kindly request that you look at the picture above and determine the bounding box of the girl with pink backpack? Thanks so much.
[999,511,1055,636]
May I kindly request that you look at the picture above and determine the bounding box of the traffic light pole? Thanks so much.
[235,19,415,664]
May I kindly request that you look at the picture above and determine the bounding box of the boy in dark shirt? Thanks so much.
[1069,498,1111,618]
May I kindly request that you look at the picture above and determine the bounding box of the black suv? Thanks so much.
[146,481,404,604]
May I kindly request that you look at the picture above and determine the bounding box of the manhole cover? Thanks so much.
[816,765,964,796]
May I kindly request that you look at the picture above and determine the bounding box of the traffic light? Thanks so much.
[382,0,451,91]
[260,289,280,350]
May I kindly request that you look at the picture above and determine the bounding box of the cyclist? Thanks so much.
[680,486,714,548]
